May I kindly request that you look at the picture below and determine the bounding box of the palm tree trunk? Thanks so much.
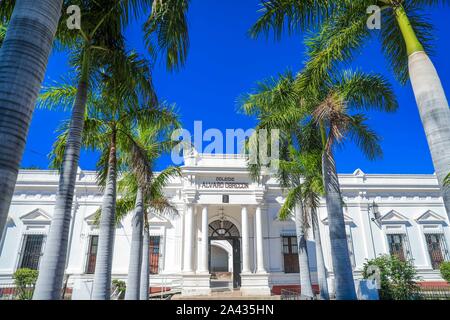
[139,224,150,300]
[396,6,450,218]
[92,130,118,300]
[0,0,62,238]
[311,206,330,300]
[322,150,357,300]
[295,202,314,298]
[125,188,144,300]
[33,51,91,300]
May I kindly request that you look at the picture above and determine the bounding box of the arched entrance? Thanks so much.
[208,220,241,289]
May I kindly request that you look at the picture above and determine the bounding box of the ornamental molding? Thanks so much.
[379,210,410,224]
[415,210,447,224]
[20,208,52,225]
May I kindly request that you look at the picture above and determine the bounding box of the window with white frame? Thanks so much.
[18,234,46,270]
[18,208,51,271]
[386,233,411,262]
[416,211,450,270]
[85,235,99,274]
[149,236,161,274]
[424,233,450,270]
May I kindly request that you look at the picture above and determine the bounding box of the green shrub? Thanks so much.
[112,279,126,299]
[362,255,420,300]
[440,261,450,283]
[13,268,38,300]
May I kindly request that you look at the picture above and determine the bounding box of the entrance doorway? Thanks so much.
[208,220,241,289]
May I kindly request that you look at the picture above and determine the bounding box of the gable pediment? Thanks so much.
[380,210,409,224]
[416,210,447,224]
[148,213,171,224]
[84,211,100,226]
[20,209,52,225]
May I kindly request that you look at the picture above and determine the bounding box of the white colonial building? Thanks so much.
[1,152,449,298]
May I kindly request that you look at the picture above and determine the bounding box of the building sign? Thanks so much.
[200,177,249,190]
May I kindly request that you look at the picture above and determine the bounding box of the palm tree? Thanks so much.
[33,51,155,301]
[33,0,191,299]
[277,151,316,300]
[281,145,331,300]
[242,67,398,299]
[445,173,450,187]
[90,102,178,300]
[0,0,63,240]
[251,0,450,220]
[31,0,160,300]
[118,121,180,300]
[117,167,180,300]
[241,74,328,299]
[38,63,175,301]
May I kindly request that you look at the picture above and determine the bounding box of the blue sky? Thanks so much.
[21,1,450,174]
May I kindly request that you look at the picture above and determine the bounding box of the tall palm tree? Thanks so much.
[92,102,178,300]
[278,153,315,299]
[33,51,155,301]
[30,0,159,300]
[33,0,191,299]
[38,67,174,301]
[118,120,180,300]
[306,70,397,300]
[117,167,180,300]
[0,0,63,240]
[280,145,331,300]
[299,149,330,300]
[251,0,450,220]
[241,74,328,299]
[242,68,398,299]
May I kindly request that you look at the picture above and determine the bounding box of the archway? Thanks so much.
[208,220,241,289]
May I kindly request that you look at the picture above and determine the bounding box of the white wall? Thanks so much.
[1,162,449,289]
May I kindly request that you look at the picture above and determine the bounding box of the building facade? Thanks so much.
[1,153,449,297]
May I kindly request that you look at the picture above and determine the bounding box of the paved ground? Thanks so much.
[171,289,281,300]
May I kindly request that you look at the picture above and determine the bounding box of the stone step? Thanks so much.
[172,294,281,301]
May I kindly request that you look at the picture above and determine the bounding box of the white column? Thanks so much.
[199,206,209,273]
[183,204,194,273]
[241,206,250,273]
[255,205,266,273]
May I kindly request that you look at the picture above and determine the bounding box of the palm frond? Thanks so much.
[144,0,190,71]
[249,0,333,40]
[279,185,302,221]
[347,114,383,161]
[303,4,370,91]
[148,196,178,218]
[333,70,398,113]
[115,194,136,223]
[0,21,7,47]
[48,122,70,169]
[149,166,181,199]
[37,84,78,111]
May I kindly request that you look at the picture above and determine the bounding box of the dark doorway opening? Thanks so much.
[208,220,241,289]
